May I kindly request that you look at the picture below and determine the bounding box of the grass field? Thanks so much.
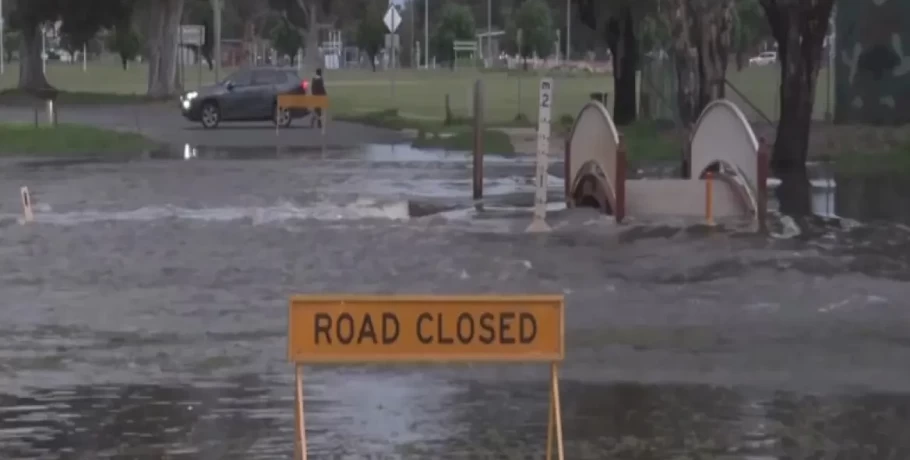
[0,123,155,156]
[0,58,834,126]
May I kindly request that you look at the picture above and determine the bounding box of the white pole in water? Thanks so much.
[21,186,34,223]
[527,78,553,233]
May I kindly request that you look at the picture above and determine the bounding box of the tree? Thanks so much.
[656,0,735,128]
[575,0,642,125]
[7,0,132,91]
[271,20,304,63]
[759,0,836,216]
[138,0,186,97]
[355,1,385,71]
[106,25,142,70]
[732,0,771,70]
[506,0,555,62]
[3,30,21,64]
[269,0,333,72]
[431,2,475,68]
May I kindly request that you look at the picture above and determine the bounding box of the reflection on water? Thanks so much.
[836,173,910,224]
[2,380,909,459]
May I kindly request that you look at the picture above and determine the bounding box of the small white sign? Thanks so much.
[179,25,205,46]
[383,6,402,33]
[527,78,553,233]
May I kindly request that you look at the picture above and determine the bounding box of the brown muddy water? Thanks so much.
[1,145,909,459]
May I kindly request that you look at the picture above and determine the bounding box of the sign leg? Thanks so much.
[295,364,308,460]
[546,368,555,460]
[276,105,280,137]
[550,362,565,460]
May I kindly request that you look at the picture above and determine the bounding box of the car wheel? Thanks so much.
[274,106,292,128]
[200,101,220,129]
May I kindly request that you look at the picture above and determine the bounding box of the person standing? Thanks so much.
[310,68,327,128]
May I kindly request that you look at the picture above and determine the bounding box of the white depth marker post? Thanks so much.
[20,186,34,223]
[527,78,553,233]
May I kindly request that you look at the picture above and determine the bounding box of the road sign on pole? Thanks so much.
[383,6,401,33]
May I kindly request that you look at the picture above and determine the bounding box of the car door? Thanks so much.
[249,70,281,118]
[220,69,254,120]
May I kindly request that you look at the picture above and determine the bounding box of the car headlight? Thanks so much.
[184,91,198,100]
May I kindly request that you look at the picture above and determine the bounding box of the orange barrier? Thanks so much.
[287,294,566,460]
[276,95,330,135]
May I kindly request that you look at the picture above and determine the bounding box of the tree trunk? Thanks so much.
[146,0,185,98]
[18,25,52,91]
[605,7,638,125]
[760,0,834,216]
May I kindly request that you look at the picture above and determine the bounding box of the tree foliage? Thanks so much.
[106,25,142,70]
[271,21,304,62]
[431,2,476,66]
[355,1,386,71]
[506,0,555,59]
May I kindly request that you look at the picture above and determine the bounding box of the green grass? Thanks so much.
[831,144,910,174]
[0,58,833,123]
[0,123,157,156]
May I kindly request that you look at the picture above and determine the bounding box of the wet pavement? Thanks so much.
[1,144,910,458]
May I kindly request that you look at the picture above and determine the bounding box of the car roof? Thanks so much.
[235,66,300,74]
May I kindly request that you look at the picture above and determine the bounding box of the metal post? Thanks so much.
[213,0,222,82]
[565,0,571,61]
[41,27,46,75]
[472,79,484,205]
[82,44,87,72]
[486,0,492,68]
[424,0,429,69]
[1,0,5,75]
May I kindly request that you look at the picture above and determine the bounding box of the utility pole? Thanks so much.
[0,0,4,75]
[486,0,492,68]
[424,0,429,69]
[212,0,222,82]
[410,0,415,68]
[565,0,571,61]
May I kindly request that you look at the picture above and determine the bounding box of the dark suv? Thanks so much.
[179,67,310,129]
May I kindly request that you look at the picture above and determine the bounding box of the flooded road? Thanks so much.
[1,145,909,458]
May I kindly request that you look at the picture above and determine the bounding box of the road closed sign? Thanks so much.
[287,295,564,363]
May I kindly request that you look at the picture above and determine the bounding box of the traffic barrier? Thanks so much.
[20,186,34,223]
[277,94,330,136]
[287,294,566,460]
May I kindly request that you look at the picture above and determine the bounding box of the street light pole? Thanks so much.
[486,0,492,68]
[424,0,429,69]
[212,0,222,82]
[0,0,4,75]
[565,0,571,61]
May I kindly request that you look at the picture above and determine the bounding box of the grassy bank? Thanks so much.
[0,123,157,156]
[830,144,910,174]
[0,89,155,106]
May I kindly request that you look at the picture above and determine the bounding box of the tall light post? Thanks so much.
[424,0,429,69]
[565,0,571,61]
[486,0,492,68]
[212,0,222,82]
[0,0,4,75]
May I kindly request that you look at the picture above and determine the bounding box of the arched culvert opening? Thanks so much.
[571,173,613,215]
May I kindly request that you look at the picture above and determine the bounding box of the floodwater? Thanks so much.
[1,144,910,459]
